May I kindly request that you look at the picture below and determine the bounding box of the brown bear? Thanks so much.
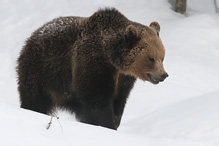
[17,8,168,130]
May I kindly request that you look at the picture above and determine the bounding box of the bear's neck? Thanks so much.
[85,8,130,34]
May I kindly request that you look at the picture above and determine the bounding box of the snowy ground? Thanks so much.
[0,0,219,145]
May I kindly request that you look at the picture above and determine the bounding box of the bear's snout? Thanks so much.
[146,71,168,84]
[160,73,169,81]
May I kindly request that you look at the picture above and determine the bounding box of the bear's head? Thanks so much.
[123,22,168,84]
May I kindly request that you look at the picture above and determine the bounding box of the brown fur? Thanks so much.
[17,8,168,130]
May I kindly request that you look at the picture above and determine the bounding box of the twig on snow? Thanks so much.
[46,113,63,132]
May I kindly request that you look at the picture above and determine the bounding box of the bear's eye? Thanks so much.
[149,58,155,62]
[157,32,159,37]
[144,43,148,47]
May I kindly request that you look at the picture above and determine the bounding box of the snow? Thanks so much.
[187,0,218,14]
[0,0,219,145]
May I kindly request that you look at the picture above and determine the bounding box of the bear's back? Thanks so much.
[17,16,87,92]
[36,16,85,37]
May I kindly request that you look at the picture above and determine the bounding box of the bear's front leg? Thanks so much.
[72,54,118,130]
[113,74,136,129]
[79,98,116,129]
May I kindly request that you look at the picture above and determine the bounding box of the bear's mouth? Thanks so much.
[146,73,159,84]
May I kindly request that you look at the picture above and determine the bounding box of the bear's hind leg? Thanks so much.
[19,85,53,115]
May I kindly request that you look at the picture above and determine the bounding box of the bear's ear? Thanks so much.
[125,25,139,42]
[149,21,160,33]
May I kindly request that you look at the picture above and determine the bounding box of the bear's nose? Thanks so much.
[161,73,169,80]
